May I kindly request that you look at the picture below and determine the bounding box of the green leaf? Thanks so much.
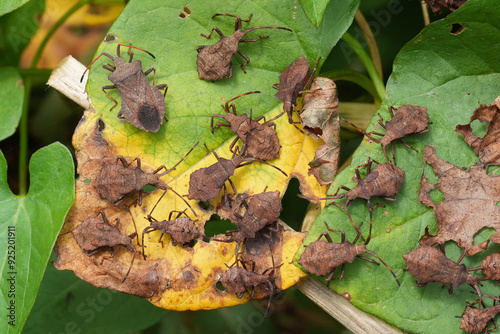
[300,0,330,27]
[86,0,360,164]
[296,0,500,333]
[0,0,44,66]
[0,67,23,141]
[0,143,75,334]
[23,262,166,334]
[0,0,31,16]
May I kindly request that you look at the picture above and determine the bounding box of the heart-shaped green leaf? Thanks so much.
[296,0,500,333]
[0,142,75,334]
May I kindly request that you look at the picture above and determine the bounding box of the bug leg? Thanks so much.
[316,232,333,243]
[196,45,207,53]
[323,222,346,243]
[399,139,419,153]
[121,251,136,283]
[102,85,118,110]
[200,27,224,39]
[156,84,168,98]
[228,137,240,155]
[126,206,140,246]
[272,83,279,90]
[341,118,382,143]
[388,105,396,118]
[237,50,252,73]
[223,65,233,79]
[377,113,387,130]
[210,114,228,133]
[102,64,116,72]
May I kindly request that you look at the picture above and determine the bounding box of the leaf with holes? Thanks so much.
[54,0,359,311]
[296,0,500,333]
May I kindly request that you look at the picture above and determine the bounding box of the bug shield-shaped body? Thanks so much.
[234,191,282,239]
[94,160,166,204]
[147,217,201,246]
[108,58,166,132]
[380,105,429,147]
[402,246,473,289]
[187,156,240,202]
[460,304,500,333]
[73,215,135,254]
[274,56,311,120]
[350,163,405,201]
[298,239,364,276]
[197,30,245,81]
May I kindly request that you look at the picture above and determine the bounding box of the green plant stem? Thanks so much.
[31,0,91,68]
[342,32,385,102]
[19,0,90,194]
[19,78,31,195]
[354,10,383,80]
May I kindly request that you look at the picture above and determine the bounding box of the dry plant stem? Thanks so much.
[19,0,91,194]
[421,1,431,26]
[48,56,90,109]
[354,10,382,80]
[297,277,403,334]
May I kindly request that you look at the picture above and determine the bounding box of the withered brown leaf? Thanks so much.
[418,145,500,256]
[300,77,340,185]
[456,96,500,166]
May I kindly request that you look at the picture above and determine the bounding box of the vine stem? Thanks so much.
[421,1,430,26]
[19,0,91,194]
[341,32,386,103]
[354,10,383,80]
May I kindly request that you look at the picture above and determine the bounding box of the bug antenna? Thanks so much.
[365,250,400,286]
[117,44,156,59]
[80,53,114,82]
[159,141,200,176]
[122,252,136,283]
[125,206,140,246]
[149,189,167,218]
[243,26,292,34]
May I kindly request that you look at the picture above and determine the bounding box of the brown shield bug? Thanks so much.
[298,222,400,287]
[187,145,287,202]
[273,56,320,125]
[196,13,292,81]
[94,142,198,207]
[81,44,168,132]
[402,246,486,299]
[229,190,282,241]
[211,91,281,160]
[141,191,203,258]
[468,253,500,282]
[300,158,405,242]
[343,105,430,164]
[72,210,137,282]
[219,256,282,317]
[458,295,500,334]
